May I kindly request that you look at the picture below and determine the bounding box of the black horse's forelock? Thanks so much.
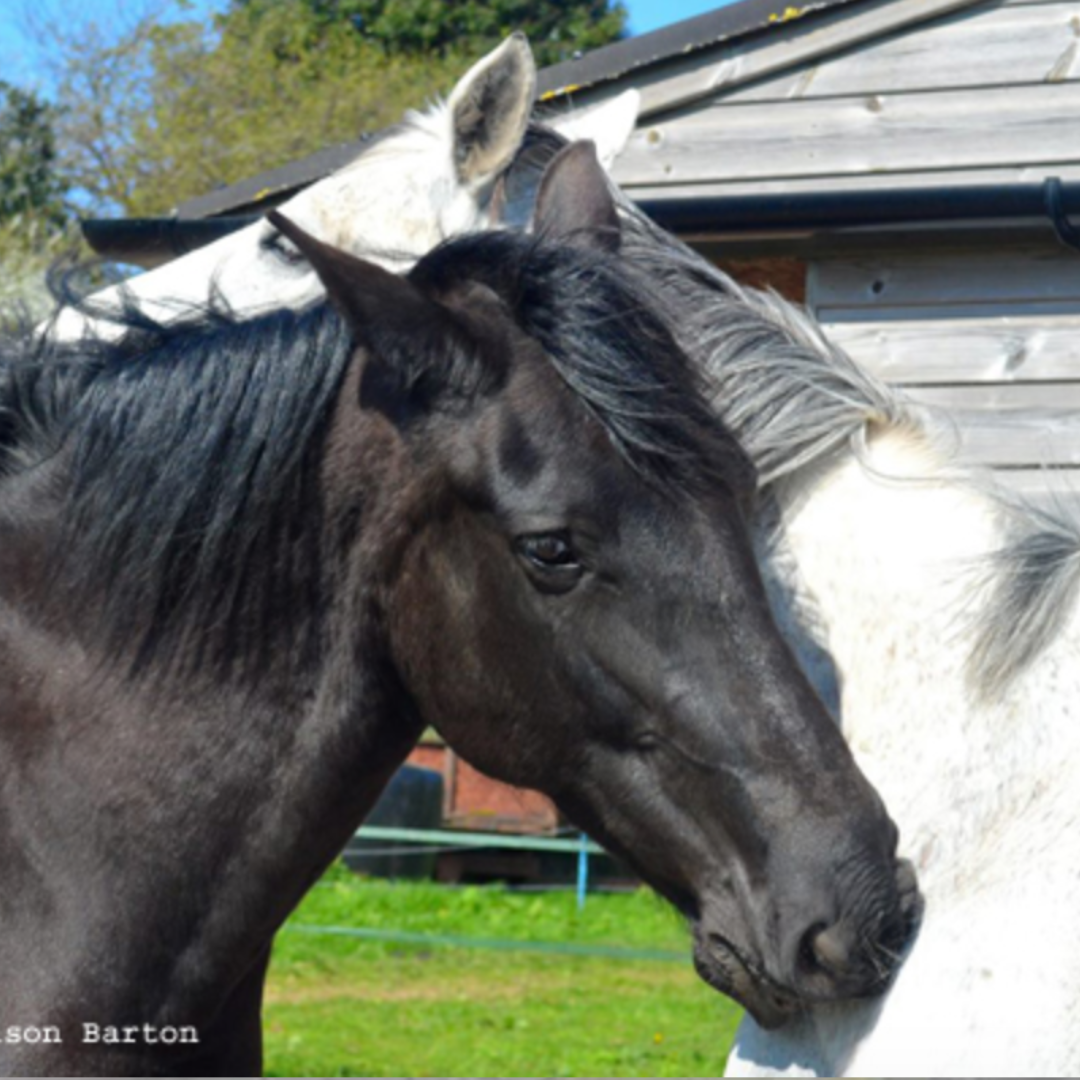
[412,230,757,501]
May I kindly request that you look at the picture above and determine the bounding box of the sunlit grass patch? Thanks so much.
[264,868,741,1077]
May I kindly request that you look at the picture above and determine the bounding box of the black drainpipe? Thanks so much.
[81,179,1080,265]
[637,178,1080,254]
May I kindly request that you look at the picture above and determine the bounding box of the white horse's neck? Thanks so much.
[736,419,1080,1077]
[772,421,1080,886]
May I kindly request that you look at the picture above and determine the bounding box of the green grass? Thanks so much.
[264,866,742,1077]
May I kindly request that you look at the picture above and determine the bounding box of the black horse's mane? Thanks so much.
[1,301,353,679]
[0,231,753,679]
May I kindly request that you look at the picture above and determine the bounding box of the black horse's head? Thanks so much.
[268,147,920,1027]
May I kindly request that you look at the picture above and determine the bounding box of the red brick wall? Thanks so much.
[716,257,807,303]
[406,744,557,833]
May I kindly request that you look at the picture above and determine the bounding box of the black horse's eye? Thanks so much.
[633,731,660,753]
[519,533,575,567]
[514,531,584,592]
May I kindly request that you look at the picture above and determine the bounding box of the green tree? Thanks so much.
[43,0,626,217]
[37,5,166,215]
[124,2,469,215]
[0,80,68,227]
[0,77,76,316]
[235,0,628,68]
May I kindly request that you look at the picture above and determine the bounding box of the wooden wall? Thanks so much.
[613,0,1080,200]
[610,0,1080,499]
[809,244,1080,497]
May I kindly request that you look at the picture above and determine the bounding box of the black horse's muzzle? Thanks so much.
[693,857,924,1029]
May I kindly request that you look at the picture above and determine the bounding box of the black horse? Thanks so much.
[0,146,919,1076]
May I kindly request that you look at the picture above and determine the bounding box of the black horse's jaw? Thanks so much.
[692,928,803,1030]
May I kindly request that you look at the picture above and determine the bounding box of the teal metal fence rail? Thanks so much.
[352,824,605,909]
[278,826,679,962]
[284,923,684,963]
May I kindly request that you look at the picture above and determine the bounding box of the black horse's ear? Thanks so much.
[532,140,621,252]
[267,211,436,336]
[268,211,479,424]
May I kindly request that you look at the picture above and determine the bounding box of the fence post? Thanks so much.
[576,831,590,910]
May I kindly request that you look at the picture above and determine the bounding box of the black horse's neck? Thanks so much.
[0,338,425,1075]
[0,524,421,1073]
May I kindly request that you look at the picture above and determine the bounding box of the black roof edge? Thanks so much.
[177,138,382,221]
[83,181,1080,266]
[174,0,864,220]
[537,0,859,101]
[81,216,261,269]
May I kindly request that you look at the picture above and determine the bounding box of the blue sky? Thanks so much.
[0,0,738,94]
[628,0,734,34]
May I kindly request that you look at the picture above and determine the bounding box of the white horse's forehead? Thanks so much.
[280,120,467,255]
[209,122,463,307]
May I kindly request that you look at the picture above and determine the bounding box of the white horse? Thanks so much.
[610,202,1080,1077]
[47,34,638,342]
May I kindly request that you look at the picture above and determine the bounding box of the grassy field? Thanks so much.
[264,865,742,1077]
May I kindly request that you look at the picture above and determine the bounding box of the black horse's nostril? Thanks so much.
[788,859,923,1000]
[891,858,925,952]
[895,858,920,909]
[812,924,853,974]
[799,921,855,980]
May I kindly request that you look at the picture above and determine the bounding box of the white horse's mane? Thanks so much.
[615,194,1080,697]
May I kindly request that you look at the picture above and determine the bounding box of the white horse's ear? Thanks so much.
[448,33,537,190]
[533,141,620,252]
[547,90,640,170]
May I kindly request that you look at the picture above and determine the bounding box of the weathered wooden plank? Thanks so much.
[727,2,1080,104]
[945,407,1080,467]
[564,0,986,120]
[819,315,1080,384]
[990,466,1080,510]
[888,403,1080,468]
[906,382,1080,410]
[810,249,1080,309]
[612,82,1080,188]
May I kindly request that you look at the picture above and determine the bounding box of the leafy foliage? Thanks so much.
[41,0,625,218]
[0,80,77,318]
[46,10,164,218]
[123,3,467,216]
[235,0,628,67]
[0,80,67,227]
